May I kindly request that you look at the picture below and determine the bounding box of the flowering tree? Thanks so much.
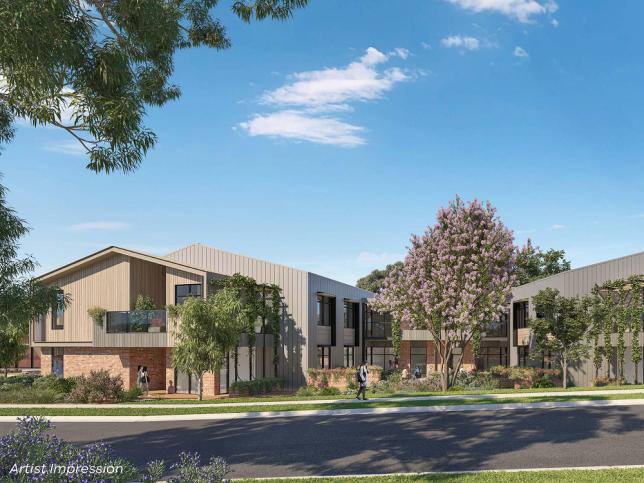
[372,197,515,390]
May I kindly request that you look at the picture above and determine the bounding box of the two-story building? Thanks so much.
[32,243,373,396]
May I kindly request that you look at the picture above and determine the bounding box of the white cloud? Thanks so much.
[239,47,412,146]
[513,46,529,58]
[551,18,559,27]
[550,224,565,230]
[43,141,87,156]
[69,222,131,231]
[239,111,365,147]
[441,35,481,51]
[447,0,558,23]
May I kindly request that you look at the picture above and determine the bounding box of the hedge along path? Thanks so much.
[2,388,644,409]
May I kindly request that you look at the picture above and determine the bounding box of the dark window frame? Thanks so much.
[344,346,355,367]
[175,284,203,305]
[51,290,65,330]
[318,345,331,369]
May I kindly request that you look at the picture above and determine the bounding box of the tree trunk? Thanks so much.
[198,374,204,401]
[441,345,451,392]
[249,346,253,381]
[561,359,567,389]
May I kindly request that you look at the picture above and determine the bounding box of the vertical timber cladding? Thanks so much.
[307,273,374,370]
[511,251,644,385]
[165,244,310,388]
[43,254,131,344]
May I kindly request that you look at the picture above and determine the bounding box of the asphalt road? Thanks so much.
[3,406,644,478]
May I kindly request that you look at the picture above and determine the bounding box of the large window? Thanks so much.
[318,346,330,368]
[51,290,65,330]
[518,346,529,367]
[410,342,427,375]
[485,312,508,338]
[343,301,356,329]
[366,308,392,338]
[513,301,529,330]
[366,343,394,369]
[175,284,202,305]
[477,346,509,370]
[316,295,335,327]
[344,346,355,367]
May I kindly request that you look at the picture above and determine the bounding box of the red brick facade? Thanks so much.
[399,340,476,375]
[40,347,222,397]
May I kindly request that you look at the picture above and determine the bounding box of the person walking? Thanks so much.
[355,361,369,400]
[140,366,150,395]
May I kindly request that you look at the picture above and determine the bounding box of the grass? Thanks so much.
[235,468,644,483]
[2,393,644,416]
[133,384,644,405]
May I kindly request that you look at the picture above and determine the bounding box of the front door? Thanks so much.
[174,369,194,393]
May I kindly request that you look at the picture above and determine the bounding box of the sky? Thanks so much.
[2,0,644,285]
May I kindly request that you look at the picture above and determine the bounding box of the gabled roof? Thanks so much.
[38,246,207,282]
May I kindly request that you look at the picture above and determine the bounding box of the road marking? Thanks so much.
[2,398,644,422]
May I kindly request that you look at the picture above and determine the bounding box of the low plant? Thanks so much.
[295,385,341,397]
[0,374,76,404]
[66,370,124,403]
[0,417,230,482]
[87,306,107,327]
[230,377,284,396]
[593,376,625,387]
[121,385,143,402]
[33,374,77,394]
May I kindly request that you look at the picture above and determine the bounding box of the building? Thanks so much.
[31,244,373,396]
[510,250,644,386]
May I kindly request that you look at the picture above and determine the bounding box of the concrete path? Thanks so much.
[4,405,644,478]
[3,397,644,422]
[2,387,643,409]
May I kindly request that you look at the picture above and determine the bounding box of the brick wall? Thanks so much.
[41,351,51,376]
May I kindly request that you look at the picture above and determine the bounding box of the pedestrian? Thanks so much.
[355,361,369,400]
[413,365,421,379]
[140,366,150,394]
[136,366,144,391]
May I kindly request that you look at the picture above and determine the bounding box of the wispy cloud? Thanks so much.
[513,46,529,58]
[550,224,565,230]
[447,0,558,23]
[240,111,365,147]
[69,222,131,232]
[43,141,87,156]
[239,47,412,147]
[441,35,481,51]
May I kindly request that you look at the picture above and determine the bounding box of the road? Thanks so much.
[2,406,644,478]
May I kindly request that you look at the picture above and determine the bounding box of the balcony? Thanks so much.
[106,309,167,334]
[515,327,532,346]
[483,319,508,338]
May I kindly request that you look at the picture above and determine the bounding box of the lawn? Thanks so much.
[134,384,644,405]
[235,468,644,483]
[2,393,644,416]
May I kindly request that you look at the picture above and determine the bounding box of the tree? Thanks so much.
[0,180,64,375]
[372,197,515,391]
[356,262,403,293]
[168,287,245,400]
[515,239,571,285]
[0,0,308,174]
[529,288,592,389]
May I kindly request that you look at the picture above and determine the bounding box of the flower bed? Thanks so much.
[306,366,382,391]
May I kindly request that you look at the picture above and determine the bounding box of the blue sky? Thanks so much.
[3,0,644,284]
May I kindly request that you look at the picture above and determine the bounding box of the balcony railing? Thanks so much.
[483,319,508,338]
[106,309,167,334]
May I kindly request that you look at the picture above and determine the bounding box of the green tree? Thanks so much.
[529,288,592,388]
[168,287,245,400]
[0,0,308,173]
[515,239,571,285]
[356,262,403,293]
[0,180,65,374]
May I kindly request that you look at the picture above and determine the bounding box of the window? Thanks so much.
[477,346,509,370]
[366,308,392,338]
[366,343,394,369]
[513,301,529,330]
[541,350,552,369]
[518,346,529,367]
[316,295,335,327]
[344,346,355,367]
[318,346,330,368]
[485,312,508,338]
[52,348,64,377]
[51,290,65,330]
[344,300,359,329]
[175,284,202,305]
[410,342,427,375]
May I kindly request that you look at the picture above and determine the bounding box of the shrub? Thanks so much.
[0,417,139,482]
[87,306,107,327]
[230,377,283,396]
[33,374,76,394]
[0,386,65,404]
[296,385,318,397]
[295,385,341,397]
[593,376,625,387]
[121,385,143,402]
[318,386,341,396]
[66,370,124,403]
[0,417,230,482]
